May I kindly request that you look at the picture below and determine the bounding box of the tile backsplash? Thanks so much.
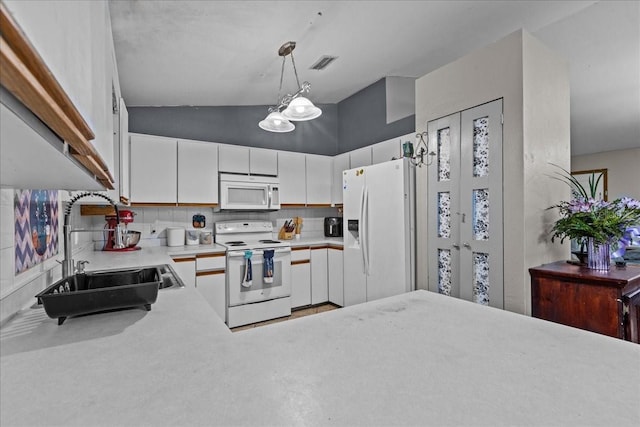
[90,206,339,247]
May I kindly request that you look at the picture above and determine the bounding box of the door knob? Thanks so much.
[463,242,471,249]
[452,244,460,250]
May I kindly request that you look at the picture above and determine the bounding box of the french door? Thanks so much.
[427,100,503,308]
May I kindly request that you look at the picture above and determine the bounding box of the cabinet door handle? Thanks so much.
[463,242,471,249]
[452,244,460,250]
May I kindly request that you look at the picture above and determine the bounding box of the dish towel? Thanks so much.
[241,250,253,288]
[263,249,274,284]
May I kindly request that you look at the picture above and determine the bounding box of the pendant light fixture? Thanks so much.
[259,41,322,132]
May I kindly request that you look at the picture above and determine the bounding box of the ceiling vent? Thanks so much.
[310,55,337,71]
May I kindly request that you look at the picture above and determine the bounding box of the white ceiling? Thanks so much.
[109,0,640,156]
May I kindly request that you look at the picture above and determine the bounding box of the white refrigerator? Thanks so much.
[342,158,415,306]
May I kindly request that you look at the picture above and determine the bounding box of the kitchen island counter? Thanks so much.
[1,284,639,425]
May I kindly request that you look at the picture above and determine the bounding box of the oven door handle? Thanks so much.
[228,250,264,258]
[227,247,290,258]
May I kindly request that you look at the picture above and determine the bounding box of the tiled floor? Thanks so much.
[231,303,339,332]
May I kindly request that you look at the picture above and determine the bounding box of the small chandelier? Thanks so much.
[259,41,322,133]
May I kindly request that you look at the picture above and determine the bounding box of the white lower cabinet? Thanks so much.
[328,247,344,306]
[196,271,226,321]
[310,247,328,305]
[291,247,311,308]
[195,253,226,321]
[291,262,311,308]
[170,256,196,287]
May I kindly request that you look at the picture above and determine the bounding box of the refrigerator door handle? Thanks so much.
[359,184,366,274]
[362,186,370,275]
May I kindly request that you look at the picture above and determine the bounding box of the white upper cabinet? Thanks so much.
[277,151,306,204]
[130,134,177,203]
[2,0,119,190]
[177,140,218,204]
[331,153,350,205]
[349,146,372,169]
[372,137,402,164]
[219,145,249,174]
[305,154,332,205]
[249,148,278,176]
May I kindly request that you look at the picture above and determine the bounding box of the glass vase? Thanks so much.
[587,238,610,271]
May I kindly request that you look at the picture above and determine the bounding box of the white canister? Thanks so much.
[166,227,185,247]
[186,229,200,246]
[199,231,212,245]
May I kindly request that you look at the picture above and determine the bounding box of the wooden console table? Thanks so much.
[529,261,640,343]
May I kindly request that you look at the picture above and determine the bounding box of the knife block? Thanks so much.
[278,227,294,240]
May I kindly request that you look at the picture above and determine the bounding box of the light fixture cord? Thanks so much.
[290,50,301,89]
[277,55,286,105]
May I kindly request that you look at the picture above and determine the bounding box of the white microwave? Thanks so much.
[218,173,280,211]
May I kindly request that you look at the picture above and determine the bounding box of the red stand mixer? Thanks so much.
[104,209,141,251]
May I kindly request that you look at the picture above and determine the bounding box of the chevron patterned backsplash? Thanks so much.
[14,190,59,274]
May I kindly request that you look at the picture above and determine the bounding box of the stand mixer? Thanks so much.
[104,209,141,251]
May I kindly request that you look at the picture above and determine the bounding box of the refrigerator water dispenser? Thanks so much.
[346,219,360,248]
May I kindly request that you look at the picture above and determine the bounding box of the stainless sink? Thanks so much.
[35,264,184,325]
[156,264,186,290]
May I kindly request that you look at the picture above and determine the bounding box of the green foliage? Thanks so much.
[548,165,640,246]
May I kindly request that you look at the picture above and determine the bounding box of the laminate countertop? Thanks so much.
[1,248,638,426]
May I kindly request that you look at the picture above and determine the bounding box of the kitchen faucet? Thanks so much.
[62,192,123,278]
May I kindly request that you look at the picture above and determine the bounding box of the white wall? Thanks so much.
[415,29,570,315]
[571,148,640,200]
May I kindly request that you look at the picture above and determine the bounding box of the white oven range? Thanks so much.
[214,220,291,328]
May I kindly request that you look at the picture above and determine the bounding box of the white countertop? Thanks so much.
[1,246,639,426]
[287,235,344,247]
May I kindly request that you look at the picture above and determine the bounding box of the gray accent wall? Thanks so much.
[128,77,415,156]
[337,78,415,153]
[128,104,339,156]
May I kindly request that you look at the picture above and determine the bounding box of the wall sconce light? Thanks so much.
[411,131,436,167]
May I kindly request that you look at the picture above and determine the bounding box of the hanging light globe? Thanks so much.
[282,96,322,121]
[258,111,295,133]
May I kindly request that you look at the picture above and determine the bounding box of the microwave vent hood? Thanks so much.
[216,173,281,212]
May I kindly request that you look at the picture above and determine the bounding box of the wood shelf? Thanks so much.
[0,2,114,189]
